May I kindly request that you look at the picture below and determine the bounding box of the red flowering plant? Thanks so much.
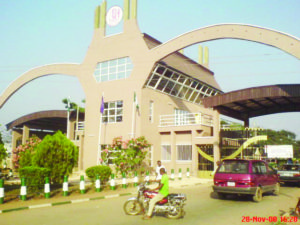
[101,136,151,175]
[12,136,42,169]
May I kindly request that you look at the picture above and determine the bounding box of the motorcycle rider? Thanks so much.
[143,168,169,220]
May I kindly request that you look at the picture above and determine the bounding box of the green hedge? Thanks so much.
[19,166,51,191]
[85,165,112,184]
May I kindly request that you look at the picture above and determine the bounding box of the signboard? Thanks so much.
[106,6,123,27]
[265,145,293,158]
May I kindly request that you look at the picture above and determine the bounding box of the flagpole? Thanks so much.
[97,93,104,165]
[97,115,102,165]
[67,96,71,139]
[131,91,136,138]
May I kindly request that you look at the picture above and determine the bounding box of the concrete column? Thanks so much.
[69,120,75,140]
[191,129,198,176]
[213,110,221,169]
[12,130,22,150]
[244,118,249,128]
[22,125,30,144]
[170,131,176,171]
[79,134,85,170]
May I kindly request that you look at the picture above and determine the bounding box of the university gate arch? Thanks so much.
[149,24,300,61]
[146,23,300,175]
[0,21,299,172]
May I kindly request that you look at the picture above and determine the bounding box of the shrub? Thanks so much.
[19,149,34,168]
[101,136,151,175]
[12,136,41,169]
[33,131,79,184]
[0,144,7,167]
[19,166,51,192]
[85,165,112,183]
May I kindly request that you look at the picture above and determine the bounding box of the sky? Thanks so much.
[0,0,299,138]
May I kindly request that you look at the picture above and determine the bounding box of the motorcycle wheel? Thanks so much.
[123,200,143,215]
[166,205,182,219]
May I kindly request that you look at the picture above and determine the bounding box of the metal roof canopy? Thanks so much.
[6,110,84,132]
[202,84,300,126]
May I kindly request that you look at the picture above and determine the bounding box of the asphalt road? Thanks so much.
[1,183,299,225]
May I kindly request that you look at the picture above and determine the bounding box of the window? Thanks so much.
[177,145,192,161]
[218,160,249,174]
[149,101,154,123]
[94,57,133,82]
[102,100,123,123]
[252,162,267,174]
[144,63,221,105]
[162,145,171,160]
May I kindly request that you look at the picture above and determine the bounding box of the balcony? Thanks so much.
[159,113,213,127]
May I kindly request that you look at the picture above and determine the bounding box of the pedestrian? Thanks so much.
[155,160,166,181]
[143,168,169,220]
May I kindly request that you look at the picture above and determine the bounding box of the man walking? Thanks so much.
[143,168,169,220]
[155,160,166,181]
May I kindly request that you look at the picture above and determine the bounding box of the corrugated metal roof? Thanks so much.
[203,84,300,121]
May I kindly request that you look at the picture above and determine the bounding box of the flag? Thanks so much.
[100,96,104,114]
[134,91,139,109]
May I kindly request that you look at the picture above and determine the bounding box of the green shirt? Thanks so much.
[159,173,169,197]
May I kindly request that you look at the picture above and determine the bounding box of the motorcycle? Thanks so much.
[123,183,187,219]
[296,197,300,216]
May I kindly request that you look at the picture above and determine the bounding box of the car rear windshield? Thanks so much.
[217,161,249,174]
[279,165,300,171]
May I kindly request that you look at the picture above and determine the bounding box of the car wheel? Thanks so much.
[217,193,227,199]
[253,187,262,202]
[273,183,280,195]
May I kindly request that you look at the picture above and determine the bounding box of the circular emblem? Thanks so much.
[106,6,123,27]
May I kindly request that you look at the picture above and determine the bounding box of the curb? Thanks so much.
[0,192,134,214]
[0,178,212,214]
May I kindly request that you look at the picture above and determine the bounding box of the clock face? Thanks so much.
[106,6,123,27]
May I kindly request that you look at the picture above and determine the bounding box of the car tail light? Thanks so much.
[237,180,255,186]
[293,173,300,177]
[214,179,226,184]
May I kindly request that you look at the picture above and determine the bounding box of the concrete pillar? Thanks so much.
[244,118,249,128]
[170,131,176,171]
[198,45,203,65]
[191,129,198,176]
[213,142,220,169]
[69,120,75,140]
[22,125,30,144]
[204,46,209,68]
[79,134,85,170]
[12,130,22,150]
[213,110,221,169]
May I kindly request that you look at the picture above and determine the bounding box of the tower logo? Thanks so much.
[106,6,123,27]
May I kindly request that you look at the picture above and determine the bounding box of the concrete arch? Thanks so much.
[0,63,81,109]
[149,24,300,61]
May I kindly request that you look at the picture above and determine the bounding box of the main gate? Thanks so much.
[197,144,214,178]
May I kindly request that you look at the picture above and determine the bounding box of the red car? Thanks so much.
[212,159,280,202]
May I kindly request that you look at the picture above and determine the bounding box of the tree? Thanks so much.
[32,131,79,184]
[62,98,85,113]
[101,136,151,175]
[0,144,7,167]
[0,130,3,145]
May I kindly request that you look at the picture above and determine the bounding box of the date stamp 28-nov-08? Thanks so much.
[241,216,298,223]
